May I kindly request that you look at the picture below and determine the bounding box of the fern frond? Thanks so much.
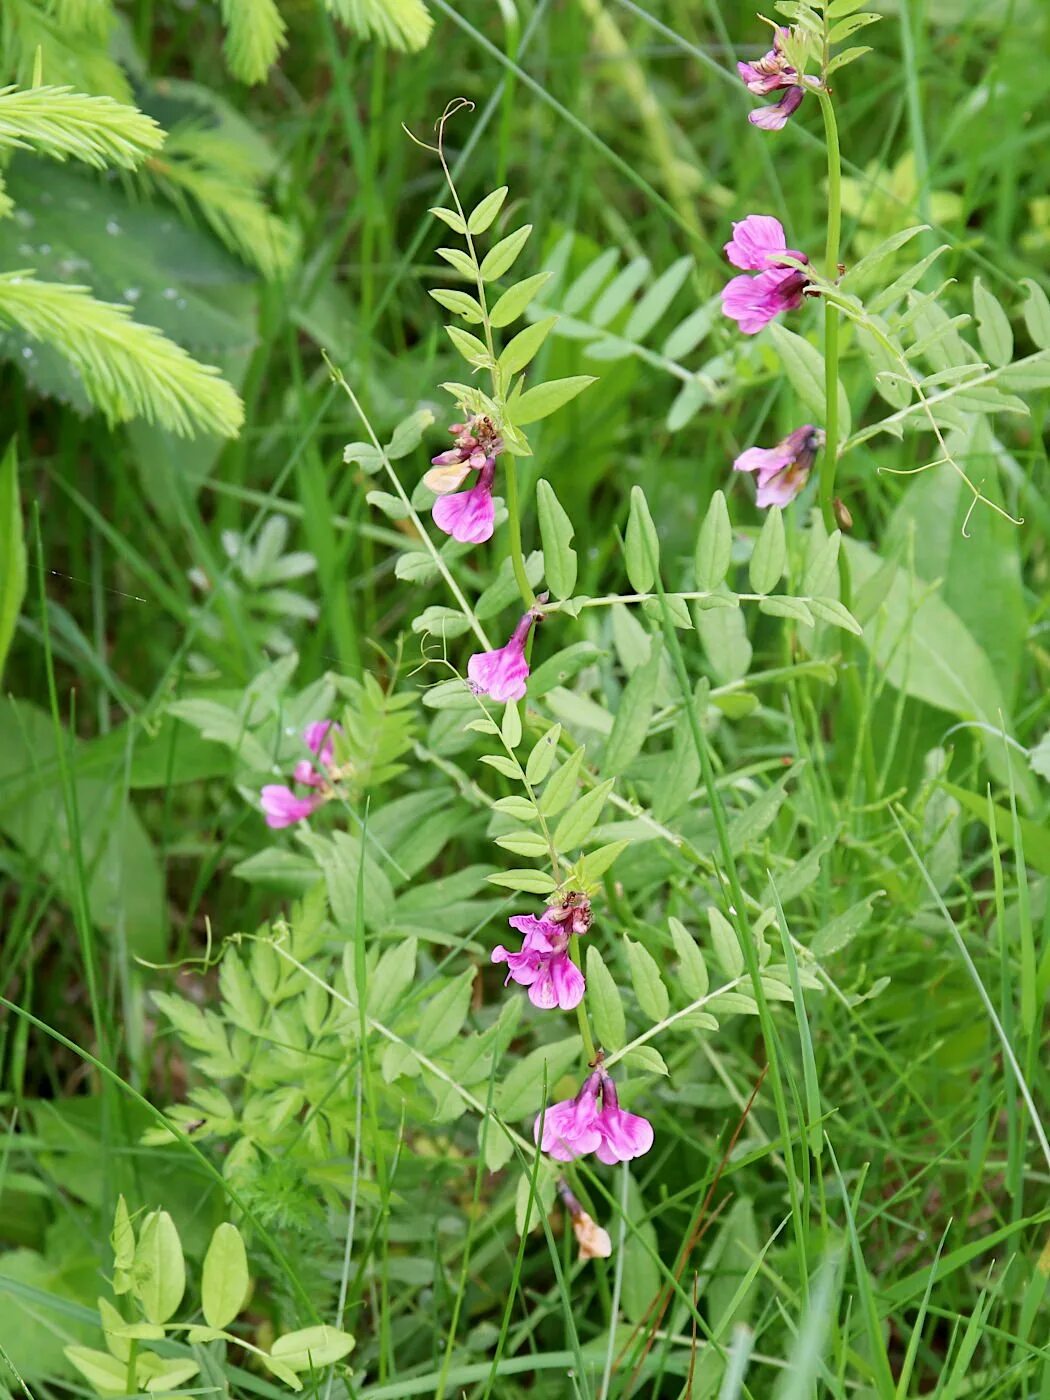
[0,85,164,168]
[219,0,288,84]
[0,272,244,437]
[324,0,433,52]
[148,126,298,279]
[48,0,114,41]
[3,0,131,99]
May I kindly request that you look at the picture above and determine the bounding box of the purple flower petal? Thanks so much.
[260,785,321,829]
[749,86,805,131]
[594,1104,655,1165]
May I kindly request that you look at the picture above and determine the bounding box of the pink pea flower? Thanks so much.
[292,719,340,786]
[492,913,585,1011]
[734,425,825,509]
[432,458,496,544]
[536,1067,655,1165]
[721,215,810,335]
[738,26,806,130]
[423,415,504,495]
[260,785,322,829]
[535,1070,604,1162]
[467,604,540,703]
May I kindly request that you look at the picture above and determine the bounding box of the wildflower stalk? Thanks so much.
[503,454,537,609]
[815,82,842,534]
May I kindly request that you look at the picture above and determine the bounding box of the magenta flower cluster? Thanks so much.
[720,25,827,511]
[260,720,340,828]
[536,1066,654,1166]
[424,415,505,544]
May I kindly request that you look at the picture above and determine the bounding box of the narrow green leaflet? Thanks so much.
[508,375,595,426]
[552,778,614,853]
[709,907,744,979]
[602,633,662,776]
[0,441,25,680]
[767,322,852,440]
[624,485,659,593]
[972,277,1013,367]
[586,944,626,1049]
[525,722,562,785]
[536,479,578,599]
[489,272,553,328]
[480,224,532,281]
[130,1210,185,1325]
[467,186,508,235]
[695,489,732,592]
[1020,279,1050,349]
[499,316,556,378]
[625,937,669,1021]
[670,917,709,999]
[201,1223,250,1330]
[270,1326,356,1373]
[749,506,787,595]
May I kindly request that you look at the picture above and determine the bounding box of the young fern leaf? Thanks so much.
[0,84,164,168]
[147,127,298,278]
[324,0,434,52]
[0,272,244,437]
[219,0,288,84]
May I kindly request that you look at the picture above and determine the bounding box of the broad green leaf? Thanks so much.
[270,1326,356,1373]
[695,489,732,592]
[670,917,709,999]
[748,506,786,595]
[708,907,744,978]
[525,723,562,785]
[536,478,577,599]
[415,968,476,1053]
[552,778,614,853]
[467,186,508,235]
[624,485,659,593]
[1020,278,1050,349]
[489,272,553,328]
[201,1223,249,1330]
[602,633,662,776]
[625,937,669,1021]
[499,316,556,378]
[0,441,25,680]
[65,1346,128,1395]
[587,944,626,1049]
[486,868,558,894]
[767,322,852,440]
[98,1298,132,1363]
[972,277,1013,367]
[508,375,595,426]
[131,1210,185,1324]
[480,224,532,281]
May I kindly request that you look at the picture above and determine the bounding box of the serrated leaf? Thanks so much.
[535,478,577,600]
[624,485,659,593]
[587,944,626,1049]
[270,1326,355,1373]
[695,489,732,592]
[487,869,558,894]
[670,917,709,999]
[749,507,786,595]
[708,907,744,978]
[201,1223,250,1330]
[625,937,669,1021]
[972,277,1013,367]
[468,186,508,235]
[480,224,532,281]
[552,778,614,853]
[509,375,595,426]
[489,271,553,328]
[526,723,562,784]
[499,315,556,378]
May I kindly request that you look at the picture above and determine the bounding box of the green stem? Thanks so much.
[816,86,842,534]
[503,454,536,610]
[567,935,596,1064]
